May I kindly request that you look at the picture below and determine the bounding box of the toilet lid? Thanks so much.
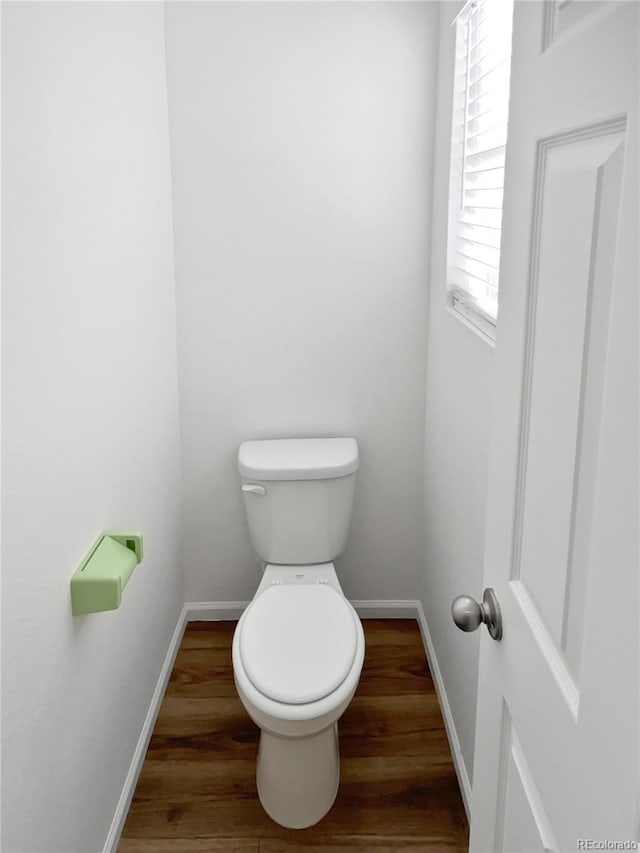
[239,584,358,705]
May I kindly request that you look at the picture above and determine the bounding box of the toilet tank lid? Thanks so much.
[238,437,358,481]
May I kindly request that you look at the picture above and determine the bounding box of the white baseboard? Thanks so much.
[414,599,472,819]
[351,599,422,619]
[184,599,421,621]
[183,598,420,621]
[105,596,471,852]
[103,603,188,853]
[185,600,249,621]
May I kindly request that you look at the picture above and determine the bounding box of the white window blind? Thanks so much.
[447,0,514,333]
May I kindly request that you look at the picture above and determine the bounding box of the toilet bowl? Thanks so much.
[233,563,365,827]
[232,437,364,828]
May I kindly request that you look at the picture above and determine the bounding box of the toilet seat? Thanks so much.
[238,584,358,705]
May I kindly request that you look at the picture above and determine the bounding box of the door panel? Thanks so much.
[543,1,606,52]
[498,711,557,853]
[517,124,626,678]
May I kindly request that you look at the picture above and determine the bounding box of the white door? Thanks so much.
[466,2,639,851]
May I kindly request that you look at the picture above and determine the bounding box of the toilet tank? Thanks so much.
[238,437,358,565]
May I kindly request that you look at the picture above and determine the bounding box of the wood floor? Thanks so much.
[119,619,469,852]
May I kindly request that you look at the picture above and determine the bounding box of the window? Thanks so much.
[447,0,514,338]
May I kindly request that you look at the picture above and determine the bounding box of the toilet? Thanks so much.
[232,437,365,829]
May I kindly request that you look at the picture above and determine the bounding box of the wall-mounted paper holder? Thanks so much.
[70,531,143,616]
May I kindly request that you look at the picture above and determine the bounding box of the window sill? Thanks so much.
[446,290,497,348]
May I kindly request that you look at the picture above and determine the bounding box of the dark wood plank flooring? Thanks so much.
[119,619,468,852]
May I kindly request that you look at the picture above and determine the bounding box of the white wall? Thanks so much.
[165,2,439,603]
[420,3,495,789]
[2,4,182,851]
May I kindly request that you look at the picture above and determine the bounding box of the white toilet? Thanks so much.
[232,437,365,829]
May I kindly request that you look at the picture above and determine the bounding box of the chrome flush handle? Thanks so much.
[241,483,267,496]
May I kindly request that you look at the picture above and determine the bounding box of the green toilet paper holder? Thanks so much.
[70,531,143,616]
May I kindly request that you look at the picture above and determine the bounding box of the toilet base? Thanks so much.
[256,722,340,828]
